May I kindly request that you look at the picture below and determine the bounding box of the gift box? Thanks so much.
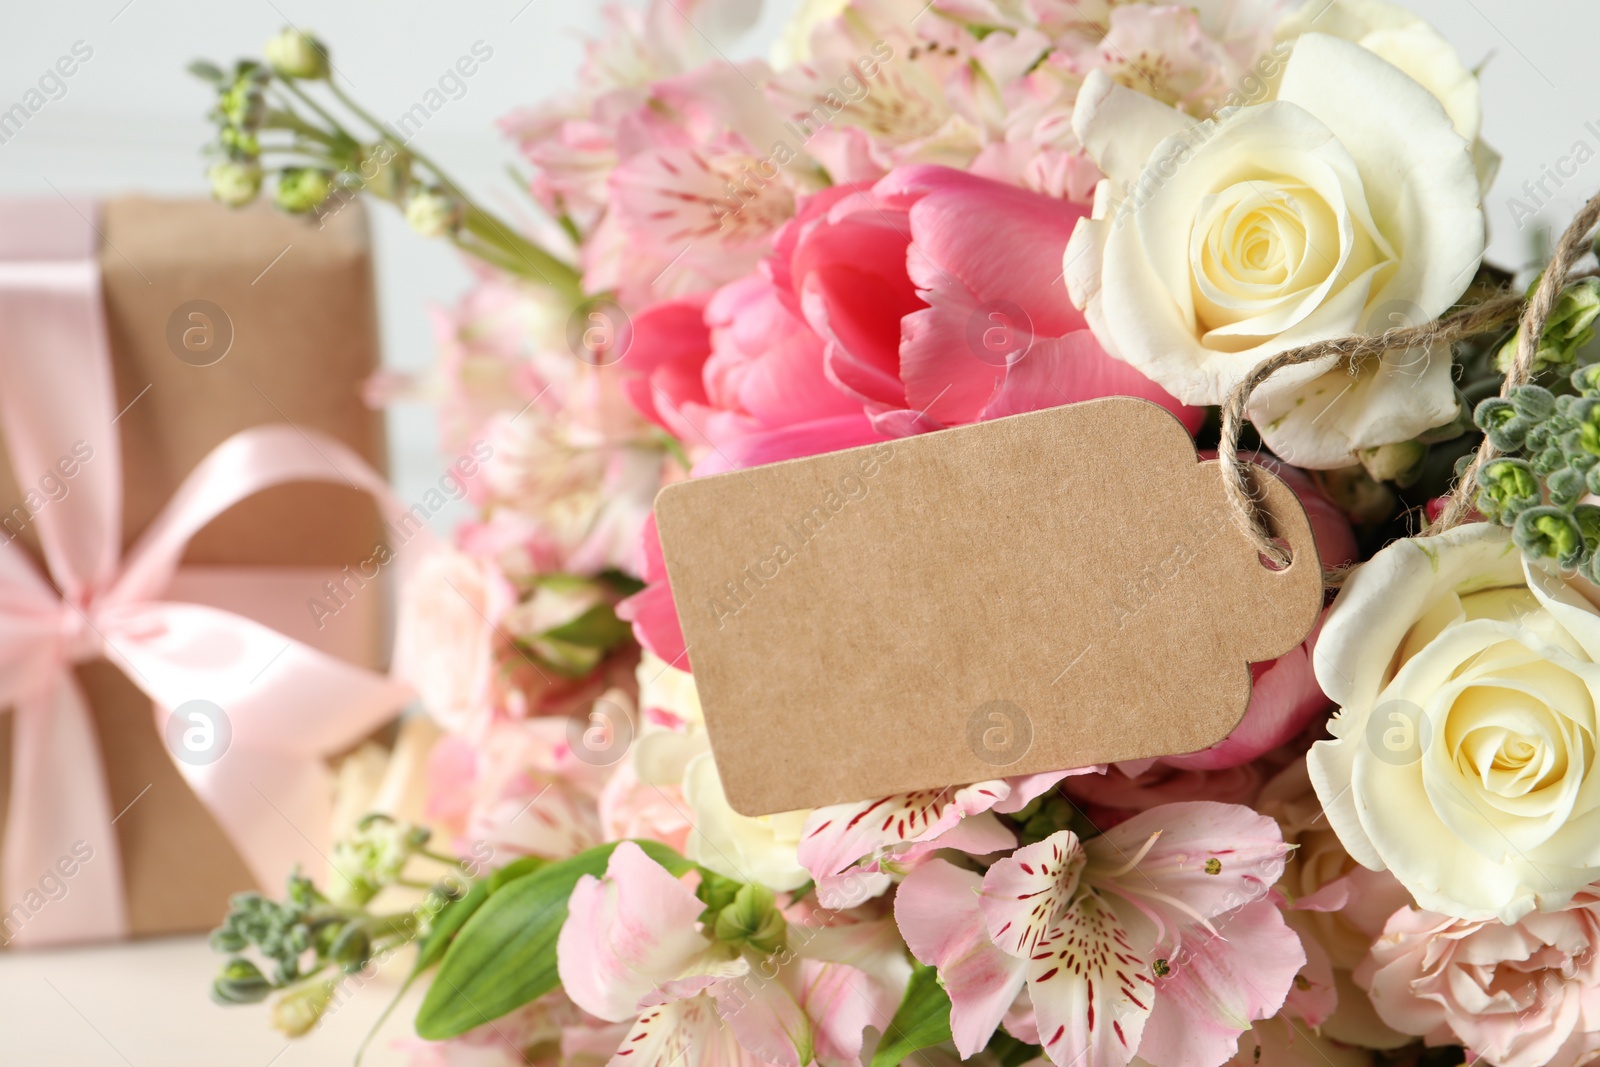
[0,195,411,946]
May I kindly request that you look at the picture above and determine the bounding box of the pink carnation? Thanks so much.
[1361,895,1600,1067]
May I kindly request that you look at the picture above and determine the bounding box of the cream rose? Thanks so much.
[1311,523,1600,923]
[1275,0,1498,192]
[1064,32,1485,468]
[626,654,812,890]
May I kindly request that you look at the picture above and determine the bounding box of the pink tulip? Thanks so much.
[789,165,1205,435]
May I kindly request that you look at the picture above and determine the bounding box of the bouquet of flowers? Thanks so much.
[193,2,1600,1065]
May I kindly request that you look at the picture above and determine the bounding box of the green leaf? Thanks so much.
[411,881,488,978]
[415,841,692,1039]
[870,965,953,1067]
[543,603,633,649]
[598,568,647,597]
[486,855,546,894]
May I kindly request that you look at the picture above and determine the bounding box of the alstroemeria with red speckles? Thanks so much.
[894,801,1303,1067]
[797,770,1096,910]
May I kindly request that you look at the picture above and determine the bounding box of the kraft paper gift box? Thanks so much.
[0,195,401,945]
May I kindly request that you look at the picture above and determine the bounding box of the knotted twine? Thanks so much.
[1218,187,1600,584]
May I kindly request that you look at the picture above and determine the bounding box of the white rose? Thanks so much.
[684,752,812,891]
[632,653,812,890]
[1064,32,1485,468]
[1275,0,1499,192]
[1310,523,1600,923]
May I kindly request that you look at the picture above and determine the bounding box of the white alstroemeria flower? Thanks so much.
[1311,523,1600,924]
[1064,32,1485,468]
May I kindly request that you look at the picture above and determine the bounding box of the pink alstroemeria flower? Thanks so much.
[557,842,905,1067]
[895,801,1303,1067]
[798,771,1096,910]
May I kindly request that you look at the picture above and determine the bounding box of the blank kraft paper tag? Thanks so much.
[655,398,1324,816]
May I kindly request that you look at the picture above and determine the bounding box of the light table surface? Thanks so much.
[0,936,426,1066]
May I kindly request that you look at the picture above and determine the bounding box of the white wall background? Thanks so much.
[0,0,1591,515]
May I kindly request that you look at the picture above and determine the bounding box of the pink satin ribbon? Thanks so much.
[0,199,420,946]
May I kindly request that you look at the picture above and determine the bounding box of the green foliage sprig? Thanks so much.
[1472,364,1600,577]
[191,29,582,302]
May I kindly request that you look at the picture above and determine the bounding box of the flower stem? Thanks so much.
[321,77,583,300]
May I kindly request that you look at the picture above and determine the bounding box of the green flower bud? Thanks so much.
[328,815,428,907]
[218,125,261,159]
[1550,467,1586,508]
[1509,384,1557,420]
[1515,506,1584,564]
[218,64,268,131]
[405,187,462,238]
[208,161,263,208]
[1575,504,1600,561]
[1498,279,1600,373]
[1534,446,1566,475]
[275,167,334,214]
[1558,392,1580,417]
[329,923,372,973]
[212,957,273,1005]
[712,883,787,956]
[210,925,248,954]
[270,977,337,1037]
[695,869,743,914]
[1575,398,1600,457]
[1477,457,1541,522]
[1474,397,1531,452]
[1573,363,1600,395]
[1527,422,1557,452]
[264,28,329,80]
[1357,439,1426,486]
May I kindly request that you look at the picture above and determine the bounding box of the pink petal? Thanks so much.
[1162,613,1330,771]
[926,811,1017,858]
[979,333,1205,433]
[895,859,1028,1057]
[980,831,1087,958]
[1087,802,1290,929]
[623,296,711,436]
[798,776,1061,909]
[612,997,764,1067]
[704,275,857,431]
[1134,900,1305,1067]
[710,967,814,1067]
[616,579,688,668]
[557,842,714,1022]
[795,959,883,1065]
[690,414,889,477]
[874,165,1086,334]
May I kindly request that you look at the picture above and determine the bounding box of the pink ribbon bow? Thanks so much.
[0,199,419,946]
